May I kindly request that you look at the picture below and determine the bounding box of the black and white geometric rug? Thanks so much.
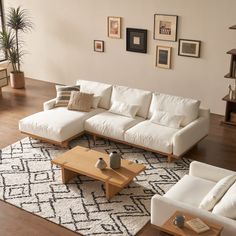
[0,135,191,236]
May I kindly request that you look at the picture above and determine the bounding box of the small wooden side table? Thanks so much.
[155,211,223,236]
[0,67,8,96]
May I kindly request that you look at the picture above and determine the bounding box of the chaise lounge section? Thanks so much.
[19,80,210,161]
[20,107,105,147]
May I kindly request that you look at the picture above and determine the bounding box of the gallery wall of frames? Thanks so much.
[6,0,235,115]
[94,14,202,70]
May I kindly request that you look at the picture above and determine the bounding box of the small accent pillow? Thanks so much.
[68,91,93,112]
[212,182,236,219]
[199,175,236,211]
[150,110,184,129]
[92,96,101,109]
[55,85,80,107]
[109,101,140,118]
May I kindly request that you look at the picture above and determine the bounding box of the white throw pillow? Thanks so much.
[92,96,101,109]
[212,182,236,219]
[109,101,140,118]
[150,111,184,129]
[199,175,236,211]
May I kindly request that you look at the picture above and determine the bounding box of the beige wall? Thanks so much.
[4,0,236,114]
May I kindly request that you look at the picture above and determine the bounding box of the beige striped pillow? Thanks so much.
[68,91,94,112]
[55,85,80,107]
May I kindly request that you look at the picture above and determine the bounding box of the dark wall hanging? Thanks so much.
[126,28,147,53]
[178,39,201,58]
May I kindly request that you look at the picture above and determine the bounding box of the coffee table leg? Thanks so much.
[105,182,123,200]
[61,167,78,184]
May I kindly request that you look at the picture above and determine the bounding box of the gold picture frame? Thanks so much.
[107,16,121,39]
[156,45,171,69]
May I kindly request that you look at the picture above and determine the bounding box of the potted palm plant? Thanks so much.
[0,6,33,89]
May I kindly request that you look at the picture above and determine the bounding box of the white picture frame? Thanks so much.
[156,45,172,69]
[154,14,178,41]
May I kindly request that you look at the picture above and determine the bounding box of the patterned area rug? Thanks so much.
[0,135,191,236]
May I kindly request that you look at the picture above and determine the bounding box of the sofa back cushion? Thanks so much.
[76,80,112,109]
[148,93,200,126]
[111,85,152,118]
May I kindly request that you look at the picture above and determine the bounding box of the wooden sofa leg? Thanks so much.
[93,135,97,144]
[167,155,173,163]
[61,141,69,148]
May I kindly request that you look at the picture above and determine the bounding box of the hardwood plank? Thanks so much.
[0,78,236,236]
[0,201,79,236]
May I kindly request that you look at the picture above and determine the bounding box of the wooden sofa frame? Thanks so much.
[21,130,206,163]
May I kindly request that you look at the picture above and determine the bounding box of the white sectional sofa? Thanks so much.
[151,161,236,235]
[19,80,210,161]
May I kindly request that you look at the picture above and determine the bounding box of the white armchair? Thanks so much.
[151,161,236,236]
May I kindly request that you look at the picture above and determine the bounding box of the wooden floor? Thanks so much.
[0,78,236,236]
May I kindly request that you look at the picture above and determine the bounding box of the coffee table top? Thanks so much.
[52,146,146,188]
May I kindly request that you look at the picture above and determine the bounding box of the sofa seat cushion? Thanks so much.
[19,107,105,142]
[164,175,216,207]
[84,112,144,141]
[124,120,179,154]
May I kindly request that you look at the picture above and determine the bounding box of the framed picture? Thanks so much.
[94,40,104,52]
[154,14,178,41]
[107,16,121,38]
[126,28,147,53]
[156,45,171,69]
[178,39,201,58]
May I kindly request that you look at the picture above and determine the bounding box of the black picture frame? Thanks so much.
[126,28,147,53]
[178,39,201,58]
[153,14,178,42]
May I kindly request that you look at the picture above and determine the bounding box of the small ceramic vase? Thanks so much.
[95,157,107,170]
[173,215,185,228]
[229,85,233,100]
[109,151,121,169]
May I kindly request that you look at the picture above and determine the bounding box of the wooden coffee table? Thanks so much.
[52,146,146,199]
[154,211,223,236]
